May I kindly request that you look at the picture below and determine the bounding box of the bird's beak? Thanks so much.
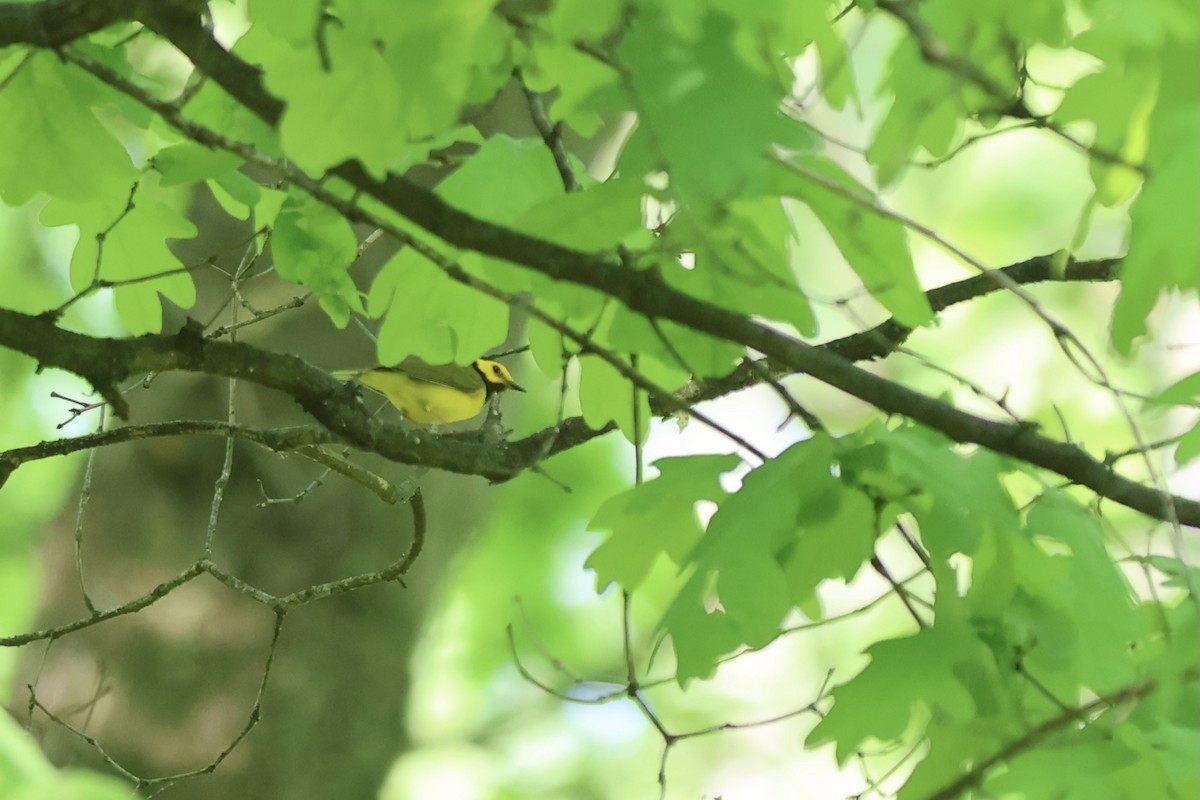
[509,382,526,392]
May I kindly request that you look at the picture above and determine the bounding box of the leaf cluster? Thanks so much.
[0,0,1197,797]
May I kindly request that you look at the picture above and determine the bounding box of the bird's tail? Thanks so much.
[330,369,367,381]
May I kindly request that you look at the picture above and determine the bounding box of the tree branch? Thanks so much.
[872,0,1138,171]
[0,420,336,485]
[677,256,1119,406]
[0,0,132,48]
[260,165,1199,528]
[926,670,1198,800]
[1,486,428,647]
[4,3,1195,527]
[4,273,1195,528]
[0,308,607,483]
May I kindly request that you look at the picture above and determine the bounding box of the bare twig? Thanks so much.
[925,673,1191,800]
[516,68,580,193]
[72,408,104,614]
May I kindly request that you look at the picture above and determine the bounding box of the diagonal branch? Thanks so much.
[926,670,1198,800]
[676,256,1119,406]
[0,0,135,48]
[6,265,1196,528]
[3,2,1196,527]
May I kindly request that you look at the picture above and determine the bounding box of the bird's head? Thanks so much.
[473,359,525,394]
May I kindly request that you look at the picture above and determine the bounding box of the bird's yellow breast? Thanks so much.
[356,369,487,425]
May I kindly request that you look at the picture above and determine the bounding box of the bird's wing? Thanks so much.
[395,356,483,393]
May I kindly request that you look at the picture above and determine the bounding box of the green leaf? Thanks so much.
[248,0,323,42]
[266,28,408,176]
[1024,491,1142,691]
[1110,116,1200,350]
[1146,370,1200,406]
[789,0,856,109]
[0,708,51,788]
[515,177,645,252]
[659,437,878,680]
[180,25,284,155]
[1108,130,1195,347]
[45,180,199,335]
[153,144,244,186]
[655,195,819,337]
[256,0,504,176]
[1143,722,1200,798]
[878,425,1017,560]
[807,623,988,764]
[720,195,818,327]
[983,733,1153,800]
[867,41,957,187]
[771,157,933,328]
[544,0,622,41]
[595,305,740,383]
[1174,422,1200,465]
[1110,35,1200,352]
[208,173,262,221]
[523,0,625,134]
[647,319,744,381]
[899,719,994,800]
[586,455,738,591]
[375,2,507,139]
[522,39,620,137]
[372,250,509,365]
[780,487,877,610]
[577,353,650,443]
[439,135,564,226]
[272,190,362,328]
[659,574,744,684]
[525,312,569,379]
[0,54,137,210]
[618,8,814,215]
[961,513,1021,619]
[55,772,138,800]
[698,437,855,604]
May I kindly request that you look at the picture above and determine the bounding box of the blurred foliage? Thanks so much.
[0,0,1197,798]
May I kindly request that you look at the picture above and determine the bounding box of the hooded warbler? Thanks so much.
[333,356,524,426]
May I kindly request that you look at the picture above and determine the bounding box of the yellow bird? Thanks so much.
[332,356,524,426]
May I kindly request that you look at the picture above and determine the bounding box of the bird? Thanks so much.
[332,356,524,426]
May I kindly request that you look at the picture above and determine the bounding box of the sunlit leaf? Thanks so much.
[807,624,990,764]
[586,455,738,591]
[273,190,362,329]
[771,158,933,328]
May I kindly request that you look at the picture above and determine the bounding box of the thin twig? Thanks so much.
[72,407,104,614]
[925,674,1184,800]
[516,68,580,193]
